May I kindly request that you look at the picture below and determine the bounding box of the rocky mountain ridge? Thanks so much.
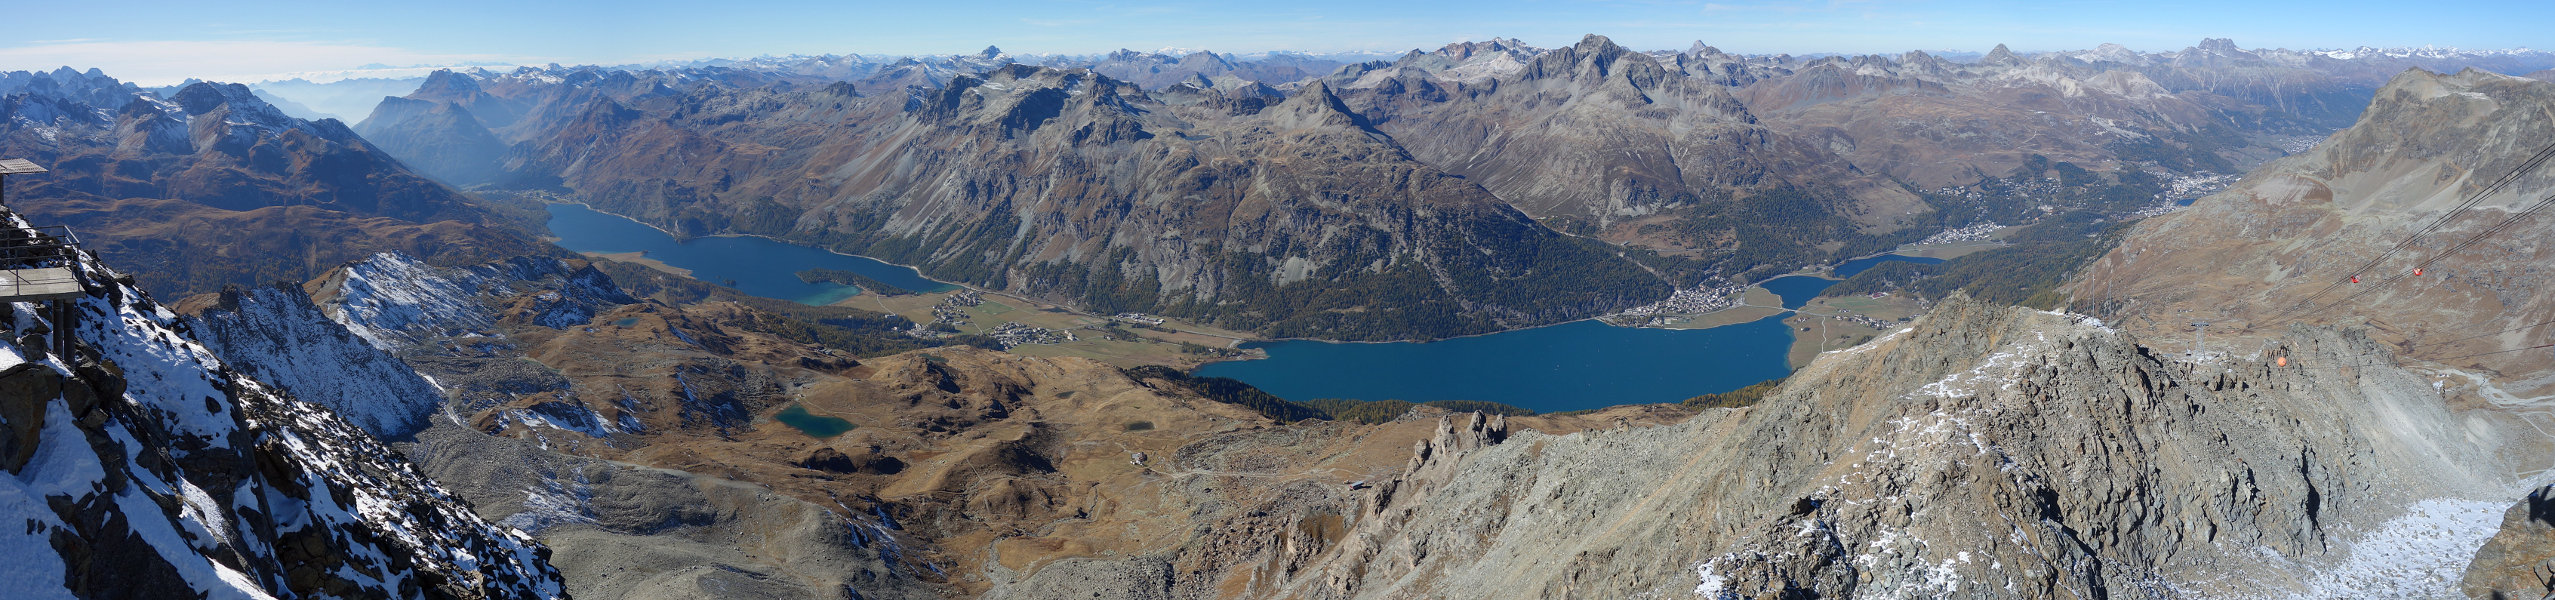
[1320,34,1924,264]
[0,68,551,300]
[0,211,566,598]
[185,284,447,438]
[403,62,1671,340]
[18,33,2555,600]
[333,35,2555,309]
[2074,67,2555,401]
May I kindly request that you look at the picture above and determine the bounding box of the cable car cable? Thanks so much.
[2259,191,2555,330]
[2255,142,2555,326]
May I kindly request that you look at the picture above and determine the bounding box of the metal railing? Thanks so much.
[0,224,81,269]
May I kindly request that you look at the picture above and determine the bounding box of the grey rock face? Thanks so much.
[1331,34,1919,226]
[0,217,564,599]
[190,283,445,438]
[1251,296,2515,598]
[2464,485,2555,600]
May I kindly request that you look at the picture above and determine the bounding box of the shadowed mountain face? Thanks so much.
[0,68,549,299]
[356,96,508,186]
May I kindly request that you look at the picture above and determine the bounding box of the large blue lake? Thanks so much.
[1196,254,1945,412]
[544,203,951,305]
[1196,317,1798,412]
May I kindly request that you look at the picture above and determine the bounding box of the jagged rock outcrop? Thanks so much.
[2464,485,2555,600]
[310,251,636,351]
[0,213,564,598]
[188,283,445,438]
[1328,34,1921,232]
[1245,295,2519,598]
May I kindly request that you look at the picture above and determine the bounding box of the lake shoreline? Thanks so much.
[546,201,957,294]
[544,202,942,305]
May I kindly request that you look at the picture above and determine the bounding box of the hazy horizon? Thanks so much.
[6,0,2548,86]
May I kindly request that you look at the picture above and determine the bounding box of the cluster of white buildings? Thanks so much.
[1916,222,2004,245]
[989,321,1071,348]
[1608,282,1746,325]
[1934,176,2065,205]
[1111,312,1167,326]
[1821,312,1905,330]
[2163,172,2239,201]
[929,290,986,325]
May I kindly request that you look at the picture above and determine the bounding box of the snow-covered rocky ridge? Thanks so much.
[187,284,445,439]
[0,215,564,599]
[2,68,328,150]
[315,251,633,352]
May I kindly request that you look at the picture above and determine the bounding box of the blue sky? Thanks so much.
[4,0,2547,85]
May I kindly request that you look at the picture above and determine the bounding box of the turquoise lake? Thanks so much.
[544,203,952,305]
[774,403,855,438]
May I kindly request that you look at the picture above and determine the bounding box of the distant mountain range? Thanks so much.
[310,36,2550,340]
[0,67,553,300]
[10,33,2555,600]
[10,36,2552,340]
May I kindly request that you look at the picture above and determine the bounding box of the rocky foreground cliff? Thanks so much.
[964,296,2536,599]
[146,250,2550,599]
[0,215,564,598]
